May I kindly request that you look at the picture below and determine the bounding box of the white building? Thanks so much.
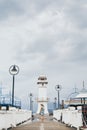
[36,75,49,114]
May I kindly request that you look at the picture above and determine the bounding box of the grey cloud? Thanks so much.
[14,43,52,63]
[0,0,67,20]
[0,0,52,20]
[14,28,87,67]
[69,43,87,63]
[0,0,23,20]
[63,0,87,28]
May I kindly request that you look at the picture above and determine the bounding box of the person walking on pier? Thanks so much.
[39,104,44,121]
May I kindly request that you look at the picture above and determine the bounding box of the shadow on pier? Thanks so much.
[10,115,76,130]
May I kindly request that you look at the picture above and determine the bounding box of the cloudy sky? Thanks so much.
[0,0,87,108]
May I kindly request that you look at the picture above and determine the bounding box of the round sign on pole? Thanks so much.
[55,85,62,91]
[9,65,19,75]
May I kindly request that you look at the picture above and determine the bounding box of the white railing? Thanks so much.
[65,99,87,105]
[36,97,49,102]
[0,109,31,130]
[53,107,83,129]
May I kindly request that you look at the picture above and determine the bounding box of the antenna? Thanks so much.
[83,81,85,89]
[73,85,78,93]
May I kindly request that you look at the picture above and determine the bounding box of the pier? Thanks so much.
[0,76,86,130]
[10,115,76,130]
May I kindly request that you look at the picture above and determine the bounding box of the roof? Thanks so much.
[38,75,47,80]
[76,93,87,98]
[76,88,87,98]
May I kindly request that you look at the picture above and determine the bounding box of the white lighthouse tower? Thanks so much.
[37,75,49,114]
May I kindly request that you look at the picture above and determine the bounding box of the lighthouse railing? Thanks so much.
[36,97,49,102]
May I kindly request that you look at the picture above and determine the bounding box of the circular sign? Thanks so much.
[9,65,19,75]
[55,85,62,91]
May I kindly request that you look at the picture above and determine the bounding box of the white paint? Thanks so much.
[40,123,44,130]
[38,86,47,99]
[0,109,31,130]
[53,108,83,129]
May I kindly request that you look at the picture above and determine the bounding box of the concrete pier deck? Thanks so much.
[10,115,76,130]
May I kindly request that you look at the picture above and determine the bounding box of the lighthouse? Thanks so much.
[37,75,49,114]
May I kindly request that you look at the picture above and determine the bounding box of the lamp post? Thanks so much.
[9,65,19,106]
[54,97,57,110]
[29,93,33,111]
[55,85,62,109]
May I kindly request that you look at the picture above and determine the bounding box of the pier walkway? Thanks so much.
[10,115,76,130]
